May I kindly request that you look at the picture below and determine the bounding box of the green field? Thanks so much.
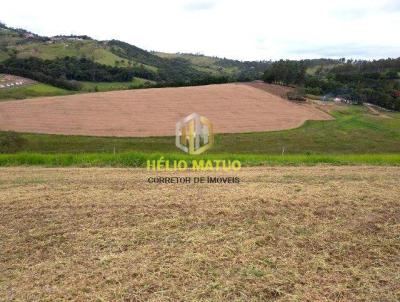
[15,41,127,66]
[0,105,399,166]
[5,39,158,73]
[80,78,152,92]
[0,83,71,100]
[14,41,160,72]
[0,78,153,100]
[155,52,240,75]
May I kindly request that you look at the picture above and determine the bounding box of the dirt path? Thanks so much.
[0,83,332,137]
[364,103,391,118]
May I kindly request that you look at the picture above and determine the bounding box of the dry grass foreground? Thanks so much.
[0,167,399,301]
[0,83,331,137]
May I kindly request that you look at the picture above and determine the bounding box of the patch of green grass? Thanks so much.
[155,52,239,75]
[0,132,175,153]
[0,152,399,167]
[177,54,219,66]
[306,64,337,75]
[134,62,158,73]
[80,81,131,92]
[16,41,128,67]
[0,78,153,100]
[80,78,152,92]
[14,41,159,72]
[0,50,9,62]
[92,46,128,66]
[0,83,71,100]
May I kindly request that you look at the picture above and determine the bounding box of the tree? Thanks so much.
[263,60,306,86]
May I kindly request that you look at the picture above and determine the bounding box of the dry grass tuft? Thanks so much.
[0,167,399,301]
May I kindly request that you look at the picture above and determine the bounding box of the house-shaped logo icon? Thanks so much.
[175,113,214,155]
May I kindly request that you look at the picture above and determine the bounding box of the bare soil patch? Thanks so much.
[0,166,399,301]
[0,83,331,137]
[0,74,35,89]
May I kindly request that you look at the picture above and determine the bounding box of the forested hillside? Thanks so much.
[263,59,400,110]
[0,22,268,89]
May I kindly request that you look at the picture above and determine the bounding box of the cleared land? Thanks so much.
[0,167,399,301]
[0,74,35,89]
[1,105,400,154]
[0,83,331,137]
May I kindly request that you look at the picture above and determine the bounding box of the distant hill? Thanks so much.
[3,22,397,110]
[0,22,270,87]
[154,52,270,79]
[263,58,400,110]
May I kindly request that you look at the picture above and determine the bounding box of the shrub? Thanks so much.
[287,90,306,102]
[0,132,27,153]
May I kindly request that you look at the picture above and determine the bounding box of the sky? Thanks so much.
[1,0,399,61]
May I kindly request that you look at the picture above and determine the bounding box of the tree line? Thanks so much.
[263,59,400,111]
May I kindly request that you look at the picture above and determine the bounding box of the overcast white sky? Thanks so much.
[1,0,399,61]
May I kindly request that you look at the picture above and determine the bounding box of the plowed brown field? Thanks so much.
[0,83,331,137]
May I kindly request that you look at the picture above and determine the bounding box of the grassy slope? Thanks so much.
[155,52,239,75]
[2,25,267,84]
[0,153,399,167]
[1,106,399,154]
[0,30,160,98]
[15,41,126,66]
[9,39,158,73]
[216,107,400,154]
[0,83,71,100]
[0,77,153,100]
[1,27,261,94]
[79,78,152,92]
[0,30,154,98]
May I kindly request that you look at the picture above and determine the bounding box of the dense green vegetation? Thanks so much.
[263,60,306,85]
[0,56,154,89]
[1,106,399,154]
[156,52,270,81]
[0,79,157,100]
[0,22,267,90]
[263,59,400,111]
